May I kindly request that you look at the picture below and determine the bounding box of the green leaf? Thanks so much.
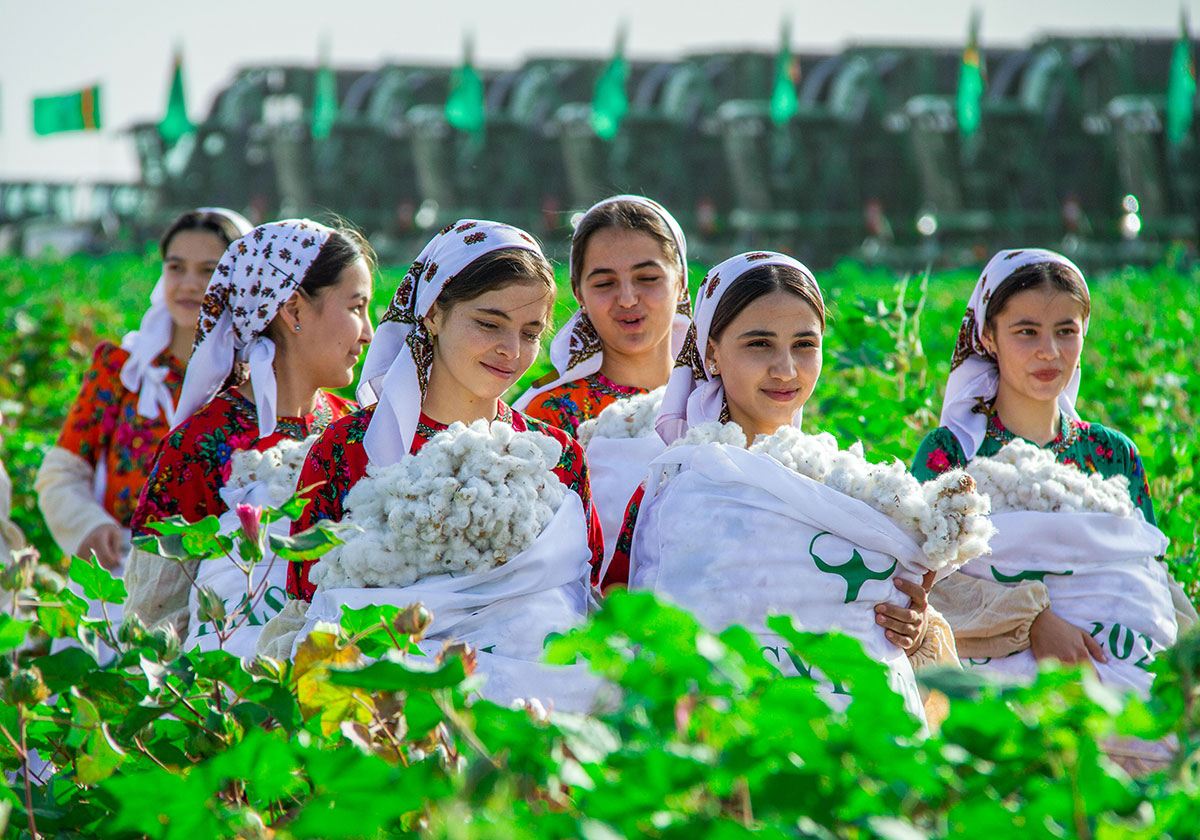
[328,656,466,692]
[76,721,126,785]
[0,613,32,652]
[68,556,126,603]
[270,520,356,562]
[144,513,221,537]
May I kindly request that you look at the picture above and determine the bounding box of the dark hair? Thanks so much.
[433,247,555,313]
[983,262,1090,331]
[569,199,682,293]
[299,227,378,297]
[708,264,826,342]
[159,209,246,257]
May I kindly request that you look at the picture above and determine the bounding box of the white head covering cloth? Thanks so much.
[119,207,253,424]
[360,220,547,467]
[174,219,332,438]
[513,194,692,410]
[940,247,1090,459]
[655,251,822,445]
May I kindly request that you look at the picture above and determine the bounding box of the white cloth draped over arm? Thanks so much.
[123,546,198,638]
[928,573,1051,660]
[34,445,118,557]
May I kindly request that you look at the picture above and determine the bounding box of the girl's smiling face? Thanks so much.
[162,229,228,334]
[982,285,1086,409]
[706,289,824,440]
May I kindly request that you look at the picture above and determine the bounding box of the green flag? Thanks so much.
[770,21,799,126]
[445,35,486,135]
[1167,11,1196,147]
[158,49,193,145]
[33,85,101,135]
[312,38,338,140]
[957,10,985,139]
[592,27,629,141]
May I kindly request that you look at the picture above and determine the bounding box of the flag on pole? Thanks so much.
[957,9,985,139]
[1166,9,1196,147]
[770,20,799,126]
[445,34,486,135]
[158,48,193,145]
[592,25,629,141]
[312,37,338,140]
[33,85,102,135]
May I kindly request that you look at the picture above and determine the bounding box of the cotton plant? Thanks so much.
[226,434,322,508]
[966,439,1135,517]
[667,422,993,570]
[310,420,567,591]
[576,386,667,446]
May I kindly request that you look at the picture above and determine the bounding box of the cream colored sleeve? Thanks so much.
[35,445,117,558]
[0,459,25,555]
[929,573,1050,660]
[123,546,198,639]
[256,599,310,661]
[908,604,961,671]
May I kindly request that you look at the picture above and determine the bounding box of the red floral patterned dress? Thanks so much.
[287,400,605,601]
[131,389,356,537]
[58,342,184,527]
[523,373,646,437]
[911,409,1155,523]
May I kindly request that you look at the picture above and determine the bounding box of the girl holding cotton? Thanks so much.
[912,248,1195,695]
[125,219,374,655]
[614,253,986,724]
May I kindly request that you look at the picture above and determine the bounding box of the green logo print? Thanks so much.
[990,567,1074,583]
[809,531,897,604]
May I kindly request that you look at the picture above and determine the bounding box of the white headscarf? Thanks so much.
[513,195,692,410]
[119,207,253,425]
[174,219,333,438]
[940,247,1090,459]
[359,220,548,467]
[655,251,823,445]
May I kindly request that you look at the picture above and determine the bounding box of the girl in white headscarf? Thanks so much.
[35,208,252,570]
[124,219,375,643]
[287,220,604,601]
[515,195,691,435]
[912,248,1196,666]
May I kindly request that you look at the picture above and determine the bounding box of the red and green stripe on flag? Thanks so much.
[33,85,102,135]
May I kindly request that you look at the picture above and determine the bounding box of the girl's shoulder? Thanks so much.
[1071,418,1137,452]
[86,341,132,381]
[514,407,582,452]
[321,390,358,419]
[911,426,969,480]
[316,403,376,450]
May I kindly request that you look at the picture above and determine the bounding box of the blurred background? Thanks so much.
[3,0,1199,268]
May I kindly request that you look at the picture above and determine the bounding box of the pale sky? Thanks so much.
[3,0,1197,181]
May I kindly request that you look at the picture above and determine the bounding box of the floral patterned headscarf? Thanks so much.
[941,247,1090,458]
[174,219,333,438]
[513,194,692,410]
[655,251,822,445]
[360,220,548,467]
[119,207,253,425]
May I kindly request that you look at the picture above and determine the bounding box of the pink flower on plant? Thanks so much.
[236,503,263,545]
[926,448,951,473]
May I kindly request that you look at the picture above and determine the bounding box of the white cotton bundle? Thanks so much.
[309,420,567,591]
[576,386,667,446]
[226,434,321,508]
[966,439,1135,517]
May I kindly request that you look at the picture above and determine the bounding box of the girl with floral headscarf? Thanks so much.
[35,208,252,570]
[913,248,1196,669]
[285,220,604,603]
[515,195,692,435]
[124,219,374,646]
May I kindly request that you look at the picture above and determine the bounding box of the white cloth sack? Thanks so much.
[586,435,666,581]
[630,443,930,725]
[291,493,604,712]
[183,481,291,659]
[957,511,1175,697]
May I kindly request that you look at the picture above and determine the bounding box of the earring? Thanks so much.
[708,363,719,376]
[294,324,301,332]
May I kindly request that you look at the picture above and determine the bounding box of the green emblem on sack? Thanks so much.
[990,568,1074,583]
[809,531,897,603]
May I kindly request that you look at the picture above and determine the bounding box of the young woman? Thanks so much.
[125,219,374,651]
[515,195,691,435]
[610,252,952,671]
[912,248,1197,666]
[285,220,603,603]
[35,208,252,568]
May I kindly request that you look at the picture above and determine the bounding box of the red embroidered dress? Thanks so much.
[131,389,356,536]
[58,342,184,527]
[522,373,646,437]
[287,400,605,601]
